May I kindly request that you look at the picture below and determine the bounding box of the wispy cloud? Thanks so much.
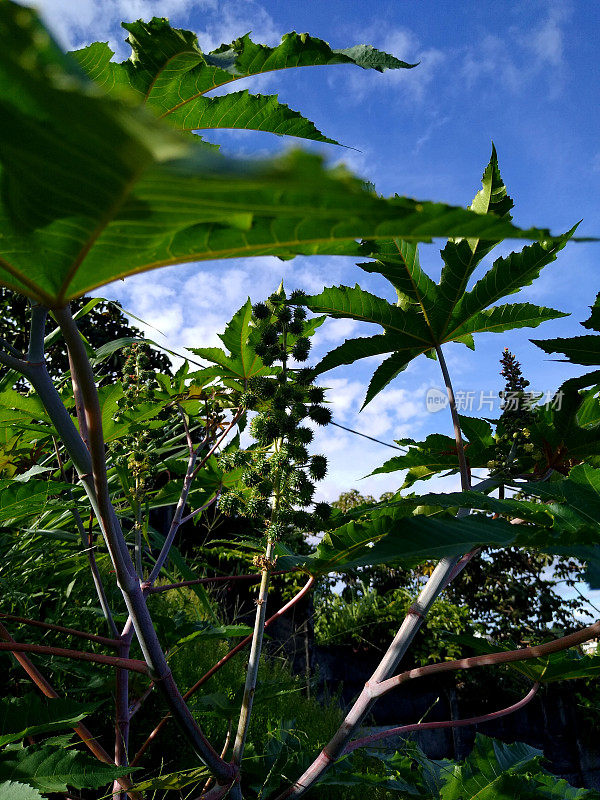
[27,0,279,57]
[460,1,571,97]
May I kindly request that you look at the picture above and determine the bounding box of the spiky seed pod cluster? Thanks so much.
[217,290,331,534]
[488,349,543,475]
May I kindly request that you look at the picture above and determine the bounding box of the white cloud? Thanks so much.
[328,24,445,106]
[27,0,279,58]
[460,2,571,96]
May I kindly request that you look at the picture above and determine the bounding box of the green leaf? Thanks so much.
[362,349,425,408]
[302,285,431,342]
[439,734,541,800]
[454,226,576,323]
[273,509,519,573]
[173,622,253,646]
[130,767,209,792]
[0,479,70,524]
[0,696,96,747]
[0,746,135,792]
[449,302,567,338]
[358,237,440,321]
[299,145,569,404]
[0,782,43,800]
[435,144,515,336]
[370,420,495,486]
[0,5,555,307]
[72,22,416,127]
[164,89,340,144]
[582,291,600,332]
[531,773,600,798]
[531,335,600,366]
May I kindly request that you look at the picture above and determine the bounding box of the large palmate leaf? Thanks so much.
[0,4,557,308]
[533,291,600,393]
[273,507,520,573]
[72,21,415,142]
[0,696,96,747]
[275,462,600,576]
[0,783,43,800]
[0,746,135,792]
[369,415,496,486]
[439,735,541,800]
[301,148,571,406]
[0,478,71,524]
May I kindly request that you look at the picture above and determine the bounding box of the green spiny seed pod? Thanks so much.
[250,413,280,443]
[293,509,314,530]
[292,338,311,362]
[309,454,327,480]
[272,393,288,410]
[267,521,287,540]
[308,404,332,426]
[239,392,259,410]
[295,368,314,385]
[307,386,325,404]
[260,348,277,367]
[219,490,243,516]
[293,305,307,322]
[232,449,250,467]
[295,426,314,445]
[290,402,308,420]
[252,302,270,320]
[289,289,306,302]
[246,495,269,518]
[276,306,293,325]
[314,502,332,521]
[261,325,278,346]
[288,320,304,336]
[289,442,309,462]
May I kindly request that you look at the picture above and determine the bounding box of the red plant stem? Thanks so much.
[344,683,540,753]
[0,613,121,648]
[0,640,149,673]
[374,619,600,698]
[114,628,134,800]
[0,622,142,800]
[131,576,315,768]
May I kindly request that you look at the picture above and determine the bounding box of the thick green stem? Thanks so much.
[232,539,274,766]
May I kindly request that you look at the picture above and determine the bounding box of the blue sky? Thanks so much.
[30,0,599,507]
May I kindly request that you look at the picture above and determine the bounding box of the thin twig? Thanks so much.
[0,641,149,673]
[344,683,540,752]
[0,614,120,648]
[52,437,118,638]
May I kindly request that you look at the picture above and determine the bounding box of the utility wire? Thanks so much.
[329,420,407,452]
